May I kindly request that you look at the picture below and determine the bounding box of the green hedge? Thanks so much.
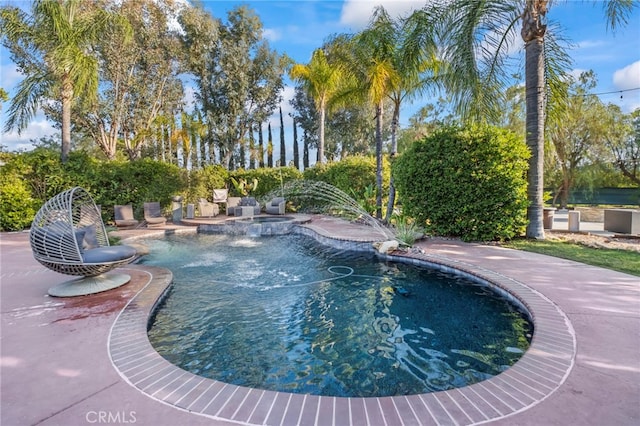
[0,151,186,228]
[303,156,389,214]
[0,149,390,231]
[186,164,229,204]
[393,124,530,241]
[0,173,38,231]
[90,159,186,221]
[0,150,305,230]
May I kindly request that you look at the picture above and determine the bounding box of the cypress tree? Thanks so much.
[292,116,299,170]
[303,130,309,169]
[249,122,256,169]
[258,122,265,168]
[279,106,286,166]
[267,123,274,168]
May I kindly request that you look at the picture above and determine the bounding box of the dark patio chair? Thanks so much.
[143,202,167,227]
[266,197,286,215]
[114,204,140,228]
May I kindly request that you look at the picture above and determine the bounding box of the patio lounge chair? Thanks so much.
[235,197,261,216]
[226,197,241,215]
[213,188,228,204]
[198,198,219,217]
[144,202,167,227]
[114,204,140,228]
[29,187,138,297]
[266,197,286,215]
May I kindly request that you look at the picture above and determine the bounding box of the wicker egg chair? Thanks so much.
[29,187,138,297]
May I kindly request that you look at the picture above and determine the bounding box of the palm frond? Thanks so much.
[543,21,574,126]
[4,70,52,133]
[602,0,637,31]
[436,0,522,122]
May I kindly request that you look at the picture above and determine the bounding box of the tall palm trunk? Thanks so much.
[318,102,326,164]
[522,0,547,239]
[385,103,400,222]
[375,101,384,219]
[60,75,73,163]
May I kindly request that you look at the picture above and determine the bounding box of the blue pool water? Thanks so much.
[143,233,532,397]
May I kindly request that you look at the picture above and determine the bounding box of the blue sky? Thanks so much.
[1,0,639,154]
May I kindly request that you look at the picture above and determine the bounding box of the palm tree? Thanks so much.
[290,48,344,164]
[334,13,401,219]
[433,0,634,239]
[376,7,441,221]
[1,0,119,163]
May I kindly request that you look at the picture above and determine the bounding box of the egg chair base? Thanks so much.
[48,273,131,297]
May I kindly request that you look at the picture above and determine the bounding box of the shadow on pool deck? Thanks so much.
[1,214,638,426]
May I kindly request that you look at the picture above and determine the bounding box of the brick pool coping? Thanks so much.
[109,224,576,425]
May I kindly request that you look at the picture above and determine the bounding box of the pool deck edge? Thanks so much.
[1,215,638,425]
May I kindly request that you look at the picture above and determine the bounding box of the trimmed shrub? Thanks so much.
[303,156,389,209]
[188,164,230,203]
[0,150,187,225]
[91,159,186,221]
[393,124,530,241]
[0,173,37,231]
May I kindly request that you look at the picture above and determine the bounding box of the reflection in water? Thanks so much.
[145,233,532,397]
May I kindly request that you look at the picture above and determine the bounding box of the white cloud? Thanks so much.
[576,39,606,49]
[613,60,640,90]
[339,0,425,29]
[0,63,24,91]
[263,28,282,42]
[0,112,57,152]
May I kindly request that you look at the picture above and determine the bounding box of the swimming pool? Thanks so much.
[142,233,532,398]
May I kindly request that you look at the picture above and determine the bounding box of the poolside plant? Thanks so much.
[350,184,376,216]
[230,167,302,199]
[392,215,424,247]
[231,177,259,197]
[393,124,530,242]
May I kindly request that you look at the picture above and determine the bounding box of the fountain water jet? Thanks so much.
[265,180,396,241]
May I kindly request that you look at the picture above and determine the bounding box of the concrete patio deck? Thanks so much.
[1,214,638,425]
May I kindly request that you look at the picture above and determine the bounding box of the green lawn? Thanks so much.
[503,239,640,277]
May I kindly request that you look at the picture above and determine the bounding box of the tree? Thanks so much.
[184,5,287,169]
[172,112,192,169]
[279,106,286,166]
[74,0,183,161]
[547,71,610,207]
[178,3,219,164]
[189,111,207,168]
[290,78,390,162]
[324,103,391,159]
[248,122,256,169]
[292,116,300,170]
[336,12,401,219]
[290,48,344,164]
[605,107,639,185]
[434,0,635,239]
[368,7,441,221]
[267,122,274,167]
[290,85,317,168]
[258,122,265,168]
[1,0,118,163]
